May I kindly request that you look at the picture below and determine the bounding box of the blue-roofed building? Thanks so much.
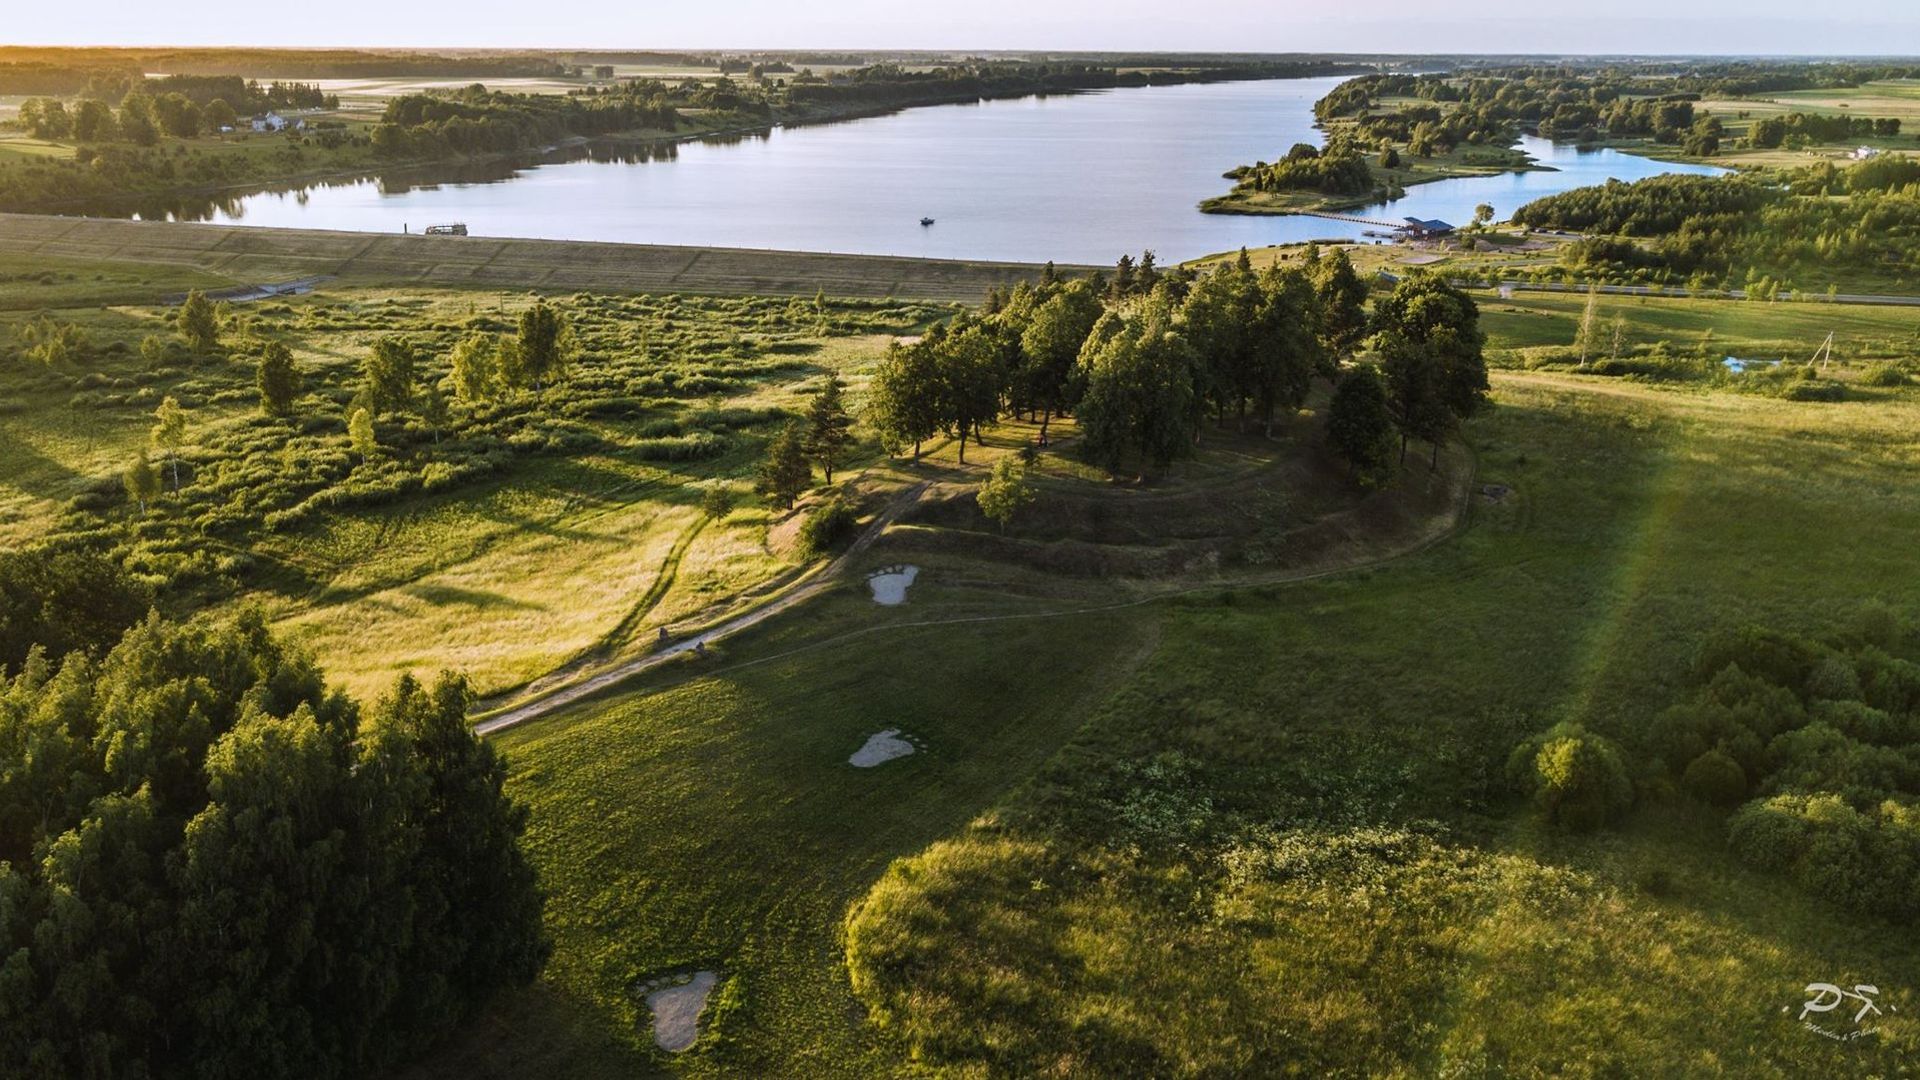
[1399,218,1456,238]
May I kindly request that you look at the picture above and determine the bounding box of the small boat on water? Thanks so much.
[920,217,936,227]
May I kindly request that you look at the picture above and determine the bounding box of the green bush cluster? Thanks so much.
[1648,608,1920,917]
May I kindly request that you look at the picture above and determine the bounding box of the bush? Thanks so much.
[1681,748,1748,806]
[1507,722,1635,830]
[798,497,858,556]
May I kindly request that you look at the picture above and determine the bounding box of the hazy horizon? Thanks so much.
[13,3,1920,57]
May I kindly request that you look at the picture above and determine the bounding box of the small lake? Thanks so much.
[147,78,1726,265]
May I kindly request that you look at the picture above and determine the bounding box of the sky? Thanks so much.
[10,0,1920,56]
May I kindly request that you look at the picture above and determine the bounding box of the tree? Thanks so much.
[363,336,418,414]
[152,92,201,139]
[936,322,1005,464]
[349,407,377,463]
[700,484,732,520]
[150,395,187,492]
[1326,367,1396,487]
[508,301,575,391]
[1305,247,1370,362]
[868,339,942,461]
[1574,284,1600,366]
[1370,272,1488,467]
[1473,202,1495,227]
[420,382,450,444]
[256,341,301,416]
[1507,722,1635,831]
[1245,267,1327,435]
[756,421,812,509]
[1077,304,1197,471]
[1018,281,1103,439]
[976,456,1035,531]
[123,449,161,513]
[448,332,503,405]
[1682,748,1748,806]
[203,98,238,132]
[72,99,115,142]
[117,91,159,146]
[177,289,220,353]
[803,373,854,483]
[19,98,71,140]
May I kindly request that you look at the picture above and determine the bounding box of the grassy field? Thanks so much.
[0,213,1070,302]
[405,346,1920,1074]
[10,237,1920,1073]
[0,265,946,701]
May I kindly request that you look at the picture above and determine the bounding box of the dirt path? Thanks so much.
[473,482,928,736]
[475,441,1478,737]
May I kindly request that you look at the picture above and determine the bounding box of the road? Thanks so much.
[1379,270,1920,308]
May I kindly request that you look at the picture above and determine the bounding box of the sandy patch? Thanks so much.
[867,565,919,605]
[642,970,718,1053]
[850,729,917,768]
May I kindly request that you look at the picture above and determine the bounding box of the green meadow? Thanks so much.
[414,361,1920,1075]
[7,240,1920,1075]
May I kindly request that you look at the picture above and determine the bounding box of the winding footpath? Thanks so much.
[473,483,927,736]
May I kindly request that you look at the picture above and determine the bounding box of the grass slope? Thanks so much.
[432,368,1920,1075]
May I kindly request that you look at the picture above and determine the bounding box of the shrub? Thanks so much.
[1507,722,1635,830]
[798,497,858,556]
[1681,748,1748,806]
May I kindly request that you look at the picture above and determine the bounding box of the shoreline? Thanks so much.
[2,69,1371,219]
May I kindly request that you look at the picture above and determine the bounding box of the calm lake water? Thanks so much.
[158,78,1726,265]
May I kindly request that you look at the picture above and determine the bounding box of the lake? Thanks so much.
[154,78,1726,265]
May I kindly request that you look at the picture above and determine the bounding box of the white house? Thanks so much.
[250,113,306,133]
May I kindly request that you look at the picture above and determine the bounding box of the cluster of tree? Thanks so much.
[1749,111,1902,149]
[146,74,334,112]
[1511,174,1781,238]
[863,250,1478,481]
[0,610,548,1077]
[1310,65,1916,161]
[1229,142,1374,197]
[0,547,150,676]
[372,81,686,158]
[1646,609,1920,918]
[1514,163,1920,288]
[754,373,853,509]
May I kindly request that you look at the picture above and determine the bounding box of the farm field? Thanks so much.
[410,360,1920,1075]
